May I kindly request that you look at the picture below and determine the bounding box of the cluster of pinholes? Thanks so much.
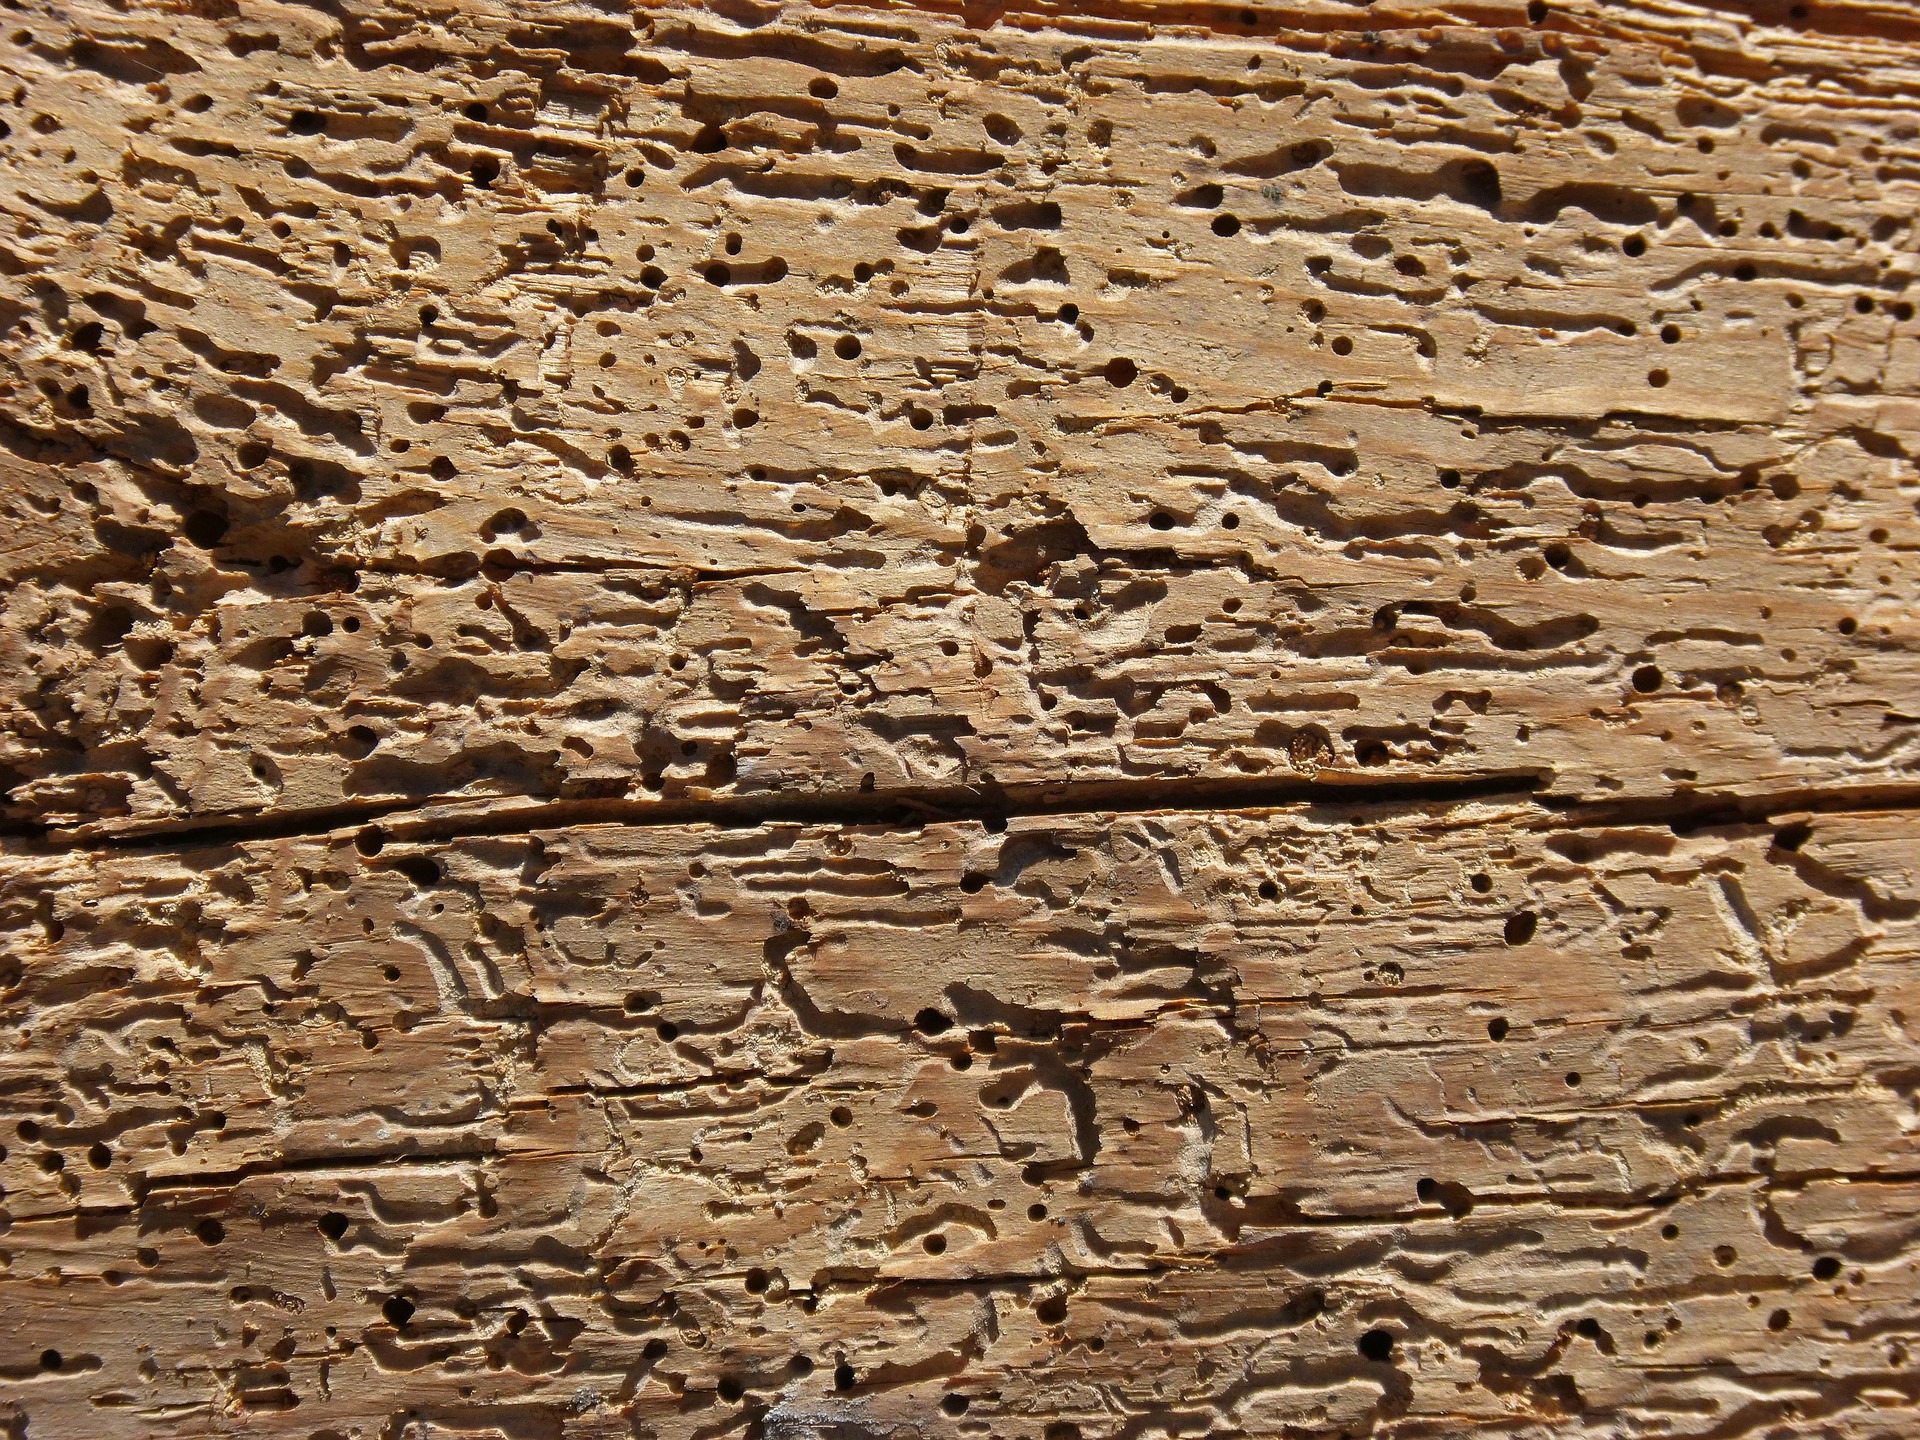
[0,1,1918,1432]
[0,0,1910,836]
[0,796,1911,1435]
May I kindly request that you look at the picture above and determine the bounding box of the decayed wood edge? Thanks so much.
[0,795,1916,1433]
[5,529,1914,839]
[2,0,1917,832]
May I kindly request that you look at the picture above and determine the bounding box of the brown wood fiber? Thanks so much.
[1,0,1919,1436]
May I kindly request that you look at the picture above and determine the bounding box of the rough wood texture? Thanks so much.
[5,801,1920,1437]
[2,0,1919,1435]
[4,0,1919,835]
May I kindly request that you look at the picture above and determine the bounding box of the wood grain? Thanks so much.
[2,0,1918,1435]
[1,0,1916,833]
[3,800,1918,1435]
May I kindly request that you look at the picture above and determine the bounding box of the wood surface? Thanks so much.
[1,0,1918,1435]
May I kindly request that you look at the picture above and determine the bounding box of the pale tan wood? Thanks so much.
[3,0,1920,1435]
[0,0,1915,833]
[1,801,1918,1435]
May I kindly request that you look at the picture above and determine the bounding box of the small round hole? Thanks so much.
[1357,1328,1394,1363]
[183,510,229,549]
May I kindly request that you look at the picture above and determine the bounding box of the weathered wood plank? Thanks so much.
[5,1,1920,1435]
[2,0,1916,832]
[0,801,1915,1432]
